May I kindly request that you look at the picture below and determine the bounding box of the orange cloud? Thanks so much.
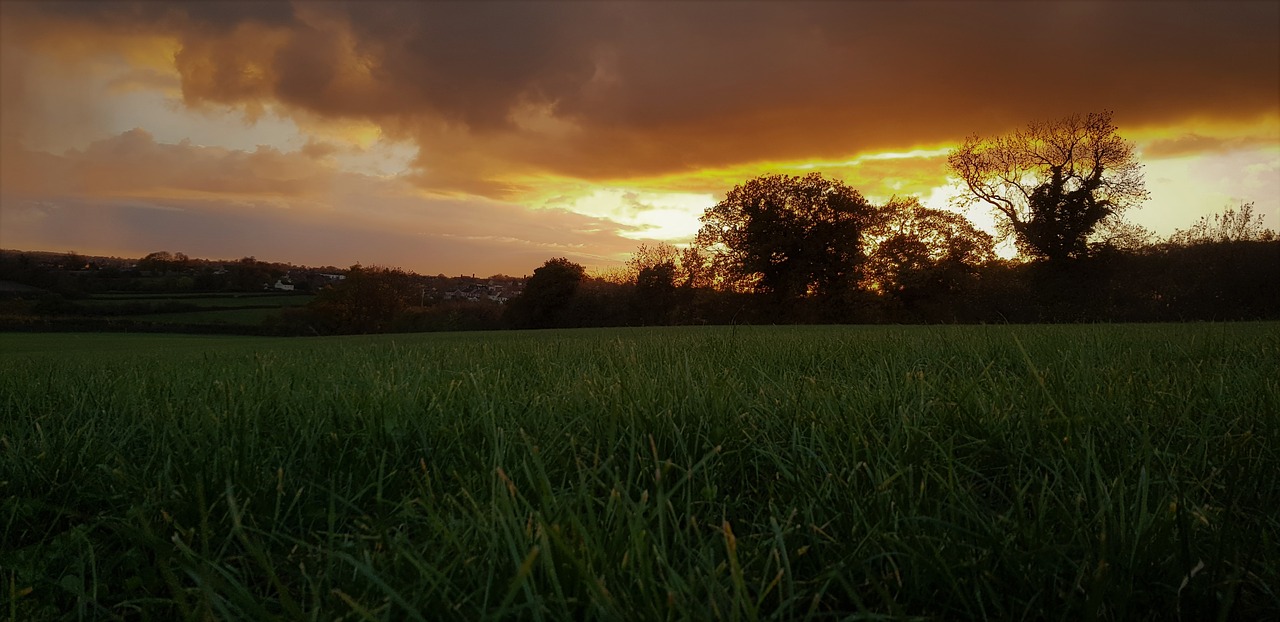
[2,1,1277,273]
[1141,132,1280,160]
[5,1,1276,199]
[0,128,330,199]
[0,125,647,273]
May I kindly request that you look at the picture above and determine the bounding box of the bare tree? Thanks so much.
[1168,202,1275,245]
[948,111,1149,263]
[624,242,681,283]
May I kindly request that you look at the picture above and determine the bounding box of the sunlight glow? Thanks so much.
[553,189,713,242]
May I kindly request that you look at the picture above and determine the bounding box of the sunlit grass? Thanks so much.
[2,324,1277,620]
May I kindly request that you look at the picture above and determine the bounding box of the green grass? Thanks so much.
[49,293,313,328]
[89,293,310,303]
[128,307,295,326]
[76,294,310,312]
[2,324,1277,620]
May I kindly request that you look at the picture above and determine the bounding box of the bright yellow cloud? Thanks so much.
[1130,112,1280,159]
[493,146,957,247]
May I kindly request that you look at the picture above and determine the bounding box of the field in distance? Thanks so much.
[2,323,1277,620]
[5,291,312,331]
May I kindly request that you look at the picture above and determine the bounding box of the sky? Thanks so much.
[1,1,1277,276]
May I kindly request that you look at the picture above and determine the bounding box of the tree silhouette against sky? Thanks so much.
[948,111,1149,264]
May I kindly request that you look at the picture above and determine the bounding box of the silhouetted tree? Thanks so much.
[678,244,716,289]
[948,111,1148,263]
[1168,202,1275,245]
[631,262,678,325]
[1091,219,1157,254]
[505,257,586,328]
[624,242,687,324]
[625,242,681,283]
[138,251,191,273]
[863,197,995,308]
[306,264,412,333]
[226,256,276,291]
[60,252,88,271]
[695,173,876,303]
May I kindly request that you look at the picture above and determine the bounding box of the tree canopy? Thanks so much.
[307,264,414,334]
[695,173,876,300]
[504,257,587,328]
[948,111,1148,263]
[863,197,995,304]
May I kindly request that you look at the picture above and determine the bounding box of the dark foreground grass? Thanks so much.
[2,324,1277,621]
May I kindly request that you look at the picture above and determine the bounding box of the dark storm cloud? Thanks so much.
[335,2,606,130]
[16,0,294,32]
[6,1,1279,194]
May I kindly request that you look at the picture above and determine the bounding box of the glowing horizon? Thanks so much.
[2,1,1276,275]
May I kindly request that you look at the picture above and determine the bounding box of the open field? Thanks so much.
[128,307,298,326]
[2,324,1278,620]
[79,294,311,308]
[1,293,315,331]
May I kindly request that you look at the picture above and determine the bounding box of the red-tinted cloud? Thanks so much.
[0,126,644,273]
[4,1,1276,197]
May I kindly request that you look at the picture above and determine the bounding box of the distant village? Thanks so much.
[0,249,526,304]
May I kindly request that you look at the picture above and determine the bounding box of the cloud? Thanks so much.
[0,128,331,198]
[3,1,1277,272]
[5,1,1276,197]
[0,194,640,276]
[0,127,647,273]
[1141,133,1280,160]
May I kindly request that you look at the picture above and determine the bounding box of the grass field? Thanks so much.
[47,293,314,328]
[83,293,311,304]
[128,307,298,326]
[2,324,1277,620]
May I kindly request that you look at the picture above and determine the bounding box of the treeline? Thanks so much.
[269,134,1278,334]
[264,231,1277,336]
[5,112,1277,334]
[501,229,1280,330]
[0,251,309,296]
[3,215,1275,336]
[472,111,1273,331]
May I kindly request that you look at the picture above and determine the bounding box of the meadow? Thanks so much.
[72,293,313,327]
[2,323,1277,620]
[0,292,314,333]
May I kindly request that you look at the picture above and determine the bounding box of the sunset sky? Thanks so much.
[2,1,1277,276]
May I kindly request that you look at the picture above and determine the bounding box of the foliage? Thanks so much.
[305,264,414,334]
[137,250,192,273]
[624,242,686,325]
[624,242,682,284]
[1168,201,1276,245]
[948,111,1149,262]
[3,324,1278,620]
[222,256,281,291]
[695,173,877,300]
[862,196,995,306]
[1090,218,1158,253]
[394,299,504,332]
[504,257,587,329]
[633,262,679,325]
